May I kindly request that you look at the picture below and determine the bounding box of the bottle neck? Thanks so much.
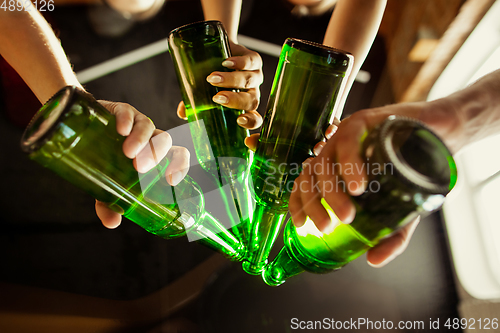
[262,246,305,287]
[190,211,246,261]
[242,204,287,275]
[264,216,346,286]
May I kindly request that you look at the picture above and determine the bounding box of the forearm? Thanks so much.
[200,0,242,42]
[427,69,500,152]
[323,0,386,118]
[0,10,82,104]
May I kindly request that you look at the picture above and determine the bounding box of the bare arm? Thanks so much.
[200,0,242,42]
[323,0,387,119]
[421,68,500,153]
[0,9,82,103]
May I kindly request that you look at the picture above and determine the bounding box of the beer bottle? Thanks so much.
[243,38,353,274]
[168,20,252,243]
[20,86,245,260]
[263,116,458,286]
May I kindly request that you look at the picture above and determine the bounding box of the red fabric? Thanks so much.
[0,56,41,128]
[0,13,58,128]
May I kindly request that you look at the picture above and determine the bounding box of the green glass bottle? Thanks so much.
[20,86,245,260]
[242,38,353,275]
[263,116,458,286]
[168,20,252,242]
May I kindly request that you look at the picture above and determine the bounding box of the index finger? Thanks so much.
[165,146,190,186]
[223,50,263,71]
[133,130,172,173]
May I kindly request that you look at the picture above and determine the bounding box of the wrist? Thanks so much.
[418,97,462,153]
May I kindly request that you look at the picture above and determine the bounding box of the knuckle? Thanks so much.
[248,97,259,111]
[162,131,172,144]
[245,76,253,89]
[171,145,190,162]
[239,73,254,89]
[118,102,134,112]
[144,117,156,130]
[105,101,121,114]
[248,56,255,69]
[179,146,190,158]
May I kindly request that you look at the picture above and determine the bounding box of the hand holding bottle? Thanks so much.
[174,35,339,154]
[288,66,500,267]
[263,114,458,285]
[95,100,190,229]
[176,42,263,130]
[289,107,432,267]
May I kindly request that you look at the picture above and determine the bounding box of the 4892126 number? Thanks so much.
[445,318,498,330]
[1,0,55,11]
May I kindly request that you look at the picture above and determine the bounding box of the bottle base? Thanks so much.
[261,267,285,287]
[242,260,266,275]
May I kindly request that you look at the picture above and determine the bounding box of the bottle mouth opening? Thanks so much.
[284,38,353,65]
[262,266,285,287]
[20,86,76,154]
[168,20,224,42]
[381,116,457,194]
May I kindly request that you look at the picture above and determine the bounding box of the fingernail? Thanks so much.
[341,205,356,224]
[222,60,235,68]
[168,171,183,186]
[325,126,338,139]
[313,142,325,156]
[320,221,335,234]
[348,182,366,196]
[213,95,228,105]
[237,117,248,125]
[207,75,223,84]
[293,219,305,228]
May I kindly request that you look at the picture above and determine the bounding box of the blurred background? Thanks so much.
[0,0,499,332]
